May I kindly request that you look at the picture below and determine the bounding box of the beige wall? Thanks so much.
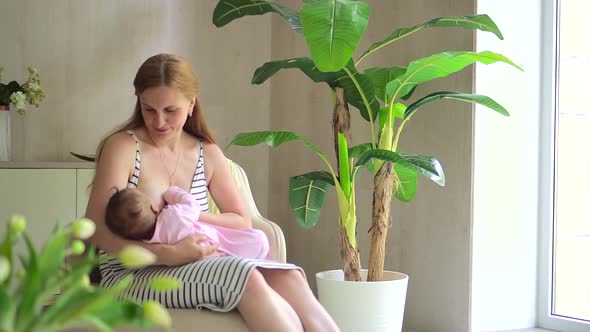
[0,0,272,213]
[2,0,479,331]
[269,1,475,331]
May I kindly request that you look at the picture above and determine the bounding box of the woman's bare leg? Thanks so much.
[237,269,304,332]
[259,269,340,332]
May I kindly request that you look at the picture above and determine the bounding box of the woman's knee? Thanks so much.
[262,269,308,287]
[242,269,270,297]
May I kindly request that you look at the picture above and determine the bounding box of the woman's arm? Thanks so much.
[85,133,218,265]
[85,132,137,253]
[199,143,252,229]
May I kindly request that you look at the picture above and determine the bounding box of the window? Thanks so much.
[539,0,590,330]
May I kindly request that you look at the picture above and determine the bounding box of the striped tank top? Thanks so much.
[126,130,209,211]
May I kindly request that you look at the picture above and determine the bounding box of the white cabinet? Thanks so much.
[0,165,94,250]
[76,169,95,218]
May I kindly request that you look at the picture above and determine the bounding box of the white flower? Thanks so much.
[10,91,27,114]
[71,218,96,239]
[118,245,156,268]
[0,65,45,113]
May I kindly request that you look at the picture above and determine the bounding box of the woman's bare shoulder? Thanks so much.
[202,142,226,163]
[97,131,137,172]
[103,132,136,155]
[201,142,227,179]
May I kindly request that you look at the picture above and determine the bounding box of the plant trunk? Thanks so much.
[332,87,359,281]
[368,162,395,281]
[340,225,362,281]
[332,88,351,157]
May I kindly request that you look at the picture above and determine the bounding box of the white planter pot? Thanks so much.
[316,269,408,332]
[0,107,10,161]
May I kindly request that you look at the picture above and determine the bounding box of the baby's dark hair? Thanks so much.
[105,188,156,241]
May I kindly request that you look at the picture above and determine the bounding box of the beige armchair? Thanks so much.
[95,160,287,332]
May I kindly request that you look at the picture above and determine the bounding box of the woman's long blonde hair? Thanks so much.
[94,53,216,166]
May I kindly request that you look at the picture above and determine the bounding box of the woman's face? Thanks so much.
[139,85,196,140]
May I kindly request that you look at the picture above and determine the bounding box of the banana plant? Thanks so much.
[213,0,523,281]
[228,129,443,281]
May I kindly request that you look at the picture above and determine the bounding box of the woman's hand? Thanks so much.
[164,234,221,266]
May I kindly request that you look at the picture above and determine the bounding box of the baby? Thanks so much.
[105,186,269,260]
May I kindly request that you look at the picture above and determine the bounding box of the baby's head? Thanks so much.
[105,188,158,241]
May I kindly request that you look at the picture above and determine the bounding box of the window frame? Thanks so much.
[538,0,590,330]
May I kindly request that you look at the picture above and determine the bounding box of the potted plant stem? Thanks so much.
[213,1,521,330]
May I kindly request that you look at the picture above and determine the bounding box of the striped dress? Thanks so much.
[98,131,301,311]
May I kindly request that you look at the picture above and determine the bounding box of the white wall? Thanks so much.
[0,0,273,214]
[270,1,476,331]
[472,0,542,330]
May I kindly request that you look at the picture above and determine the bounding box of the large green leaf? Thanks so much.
[251,57,339,85]
[228,130,327,159]
[364,66,406,102]
[393,164,417,202]
[212,0,302,33]
[386,51,523,101]
[348,143,372,158]
[301,0,369,72]
[405,91,510,119]
[354,149,445,186]
[289,172,334,229]
[358,14,504,63]
[252,58,379,121]
[399,152,445,186]
[336,61,380,122]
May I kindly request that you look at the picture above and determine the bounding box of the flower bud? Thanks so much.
[71,218,96,240]
[8,215,26,237]
[144,301,171,328]
[70,240,86,255]
[150,276,180,292]
[0,256,10,283]
[80,274,91,288]
[118,245,156,268]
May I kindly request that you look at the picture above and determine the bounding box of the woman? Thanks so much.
[85,53,339,332]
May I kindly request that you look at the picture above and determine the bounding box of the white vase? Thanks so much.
[0,105,10,161]
[316,269,409,332]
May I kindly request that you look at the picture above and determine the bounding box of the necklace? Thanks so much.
[157,134,182,186]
